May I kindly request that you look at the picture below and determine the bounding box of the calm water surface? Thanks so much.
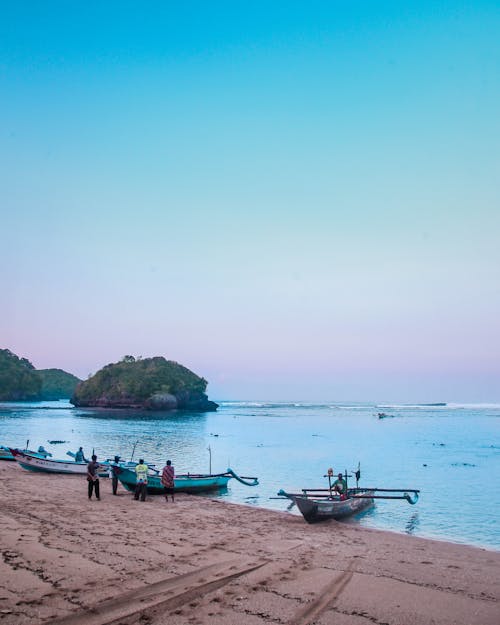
[1,400,498,550]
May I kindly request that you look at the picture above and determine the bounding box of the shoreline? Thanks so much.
[0,461,499,624]
[227,498,500,554]
[2,400,498,551]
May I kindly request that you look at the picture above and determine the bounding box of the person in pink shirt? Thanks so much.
[161,460,175,502]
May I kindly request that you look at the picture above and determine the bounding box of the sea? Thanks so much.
[1,400,499,551]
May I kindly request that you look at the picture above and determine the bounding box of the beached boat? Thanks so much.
[115,465,258,494]
[10,449,108,476]
[0,445,52,461]
[277,466,419,524]
[278,488,375,523]
[279,487,420,524]
[0,446,16,461]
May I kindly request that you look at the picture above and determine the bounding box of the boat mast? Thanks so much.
[327,467,333,496]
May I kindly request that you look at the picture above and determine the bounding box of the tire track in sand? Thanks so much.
[47,557,267,625]
[289,569,354,625]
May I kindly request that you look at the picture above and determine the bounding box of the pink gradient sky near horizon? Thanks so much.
[2,2,499,401]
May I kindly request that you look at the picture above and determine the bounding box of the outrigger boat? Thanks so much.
[277,465,419,524]
[10,449,108,476]
[114,465,258,494]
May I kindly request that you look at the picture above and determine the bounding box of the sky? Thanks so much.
[1,1,499,402]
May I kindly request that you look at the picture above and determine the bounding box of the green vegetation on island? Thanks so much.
[0,349,41,400]
[38,369,81,400]
[0,349,82,401]
[71,356,218,411]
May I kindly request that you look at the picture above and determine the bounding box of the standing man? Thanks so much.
[110,455,121,495]
[134,459,148,502]
[75,447,86,462]
[87,454,100,500]
[161,459,175,502]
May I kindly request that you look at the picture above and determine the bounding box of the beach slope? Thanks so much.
[0,462,498,624]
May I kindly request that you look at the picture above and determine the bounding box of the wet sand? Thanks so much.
[0,461,498,625]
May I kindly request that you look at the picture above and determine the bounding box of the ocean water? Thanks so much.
[1,400,499,550]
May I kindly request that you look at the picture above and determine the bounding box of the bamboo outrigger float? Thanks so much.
[277,465,419,523]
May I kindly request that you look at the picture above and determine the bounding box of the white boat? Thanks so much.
[10,449,108,476]
[1,444,52,461]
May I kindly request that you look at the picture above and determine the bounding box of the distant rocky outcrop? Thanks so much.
[70,356,218,412]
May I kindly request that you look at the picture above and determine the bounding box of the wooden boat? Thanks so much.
[115,465,258,495]
[0,446,16,461]
[1,445,52,462]
[278,488,375,523]
[10,449,108,476]
[277,465,419,524]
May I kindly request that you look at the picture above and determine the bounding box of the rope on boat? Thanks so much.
[226,468,259,486]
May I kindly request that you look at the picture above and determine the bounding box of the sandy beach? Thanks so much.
[0,461,498,625]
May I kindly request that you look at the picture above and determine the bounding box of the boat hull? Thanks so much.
[10,449,108,476]
[293,491,375,523]
[1,446,52,461]
[0,446,15,461]
[116,466,231,494]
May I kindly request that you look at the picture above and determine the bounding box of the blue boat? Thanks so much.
[115,465,258,494]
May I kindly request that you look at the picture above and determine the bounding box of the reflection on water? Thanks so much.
[405,512,420,535]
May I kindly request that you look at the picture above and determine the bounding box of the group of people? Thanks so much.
[131,458,175,502]
[84,450,175,503]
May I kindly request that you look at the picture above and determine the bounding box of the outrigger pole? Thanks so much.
[278,488,420,505]
[130,440,138,462]
[350,488,420,505]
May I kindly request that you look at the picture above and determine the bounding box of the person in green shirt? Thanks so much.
[333,473,347,500]
[134,459,148,502]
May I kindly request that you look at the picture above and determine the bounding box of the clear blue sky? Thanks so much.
[1,1,499,401]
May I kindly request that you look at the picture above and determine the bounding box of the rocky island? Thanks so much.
[70,355,218,411]
[0,349,81,401]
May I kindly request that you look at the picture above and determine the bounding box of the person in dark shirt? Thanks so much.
[87,454,101,500]
[110,455,120,495]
